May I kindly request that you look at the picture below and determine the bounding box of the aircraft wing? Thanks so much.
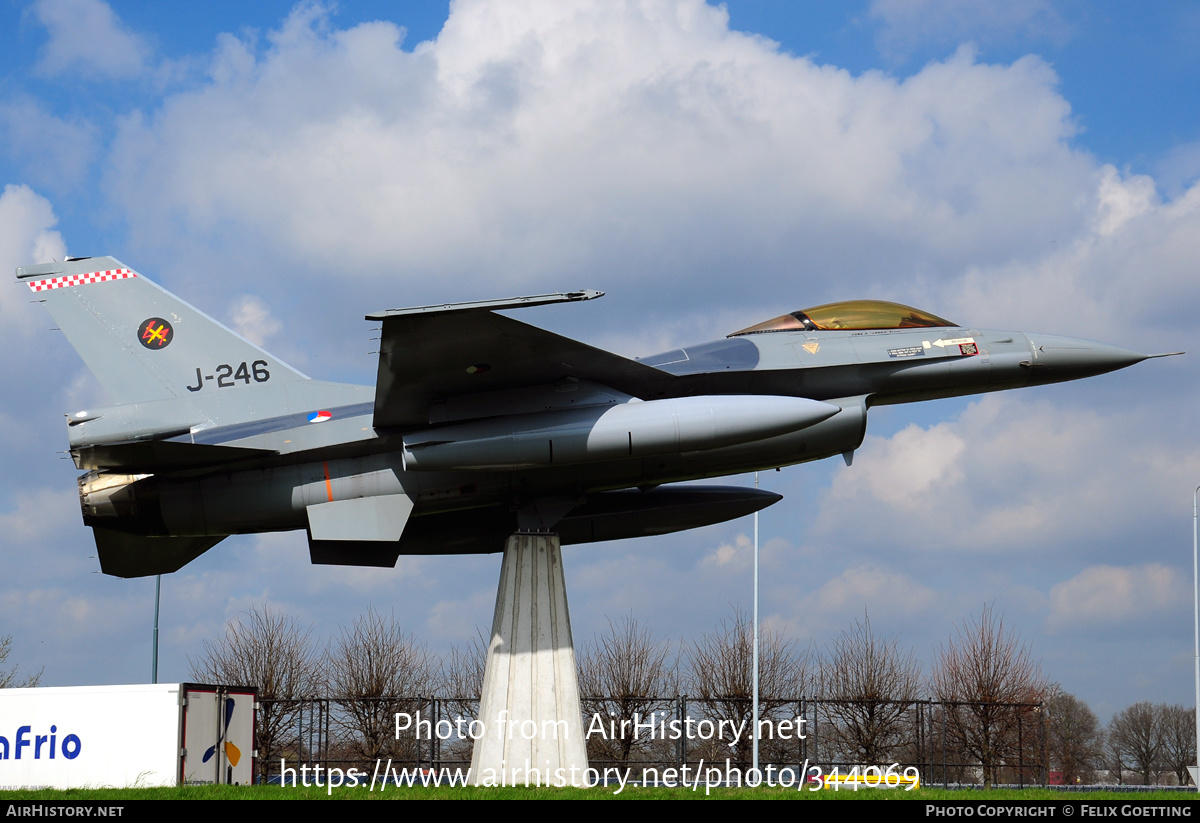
[368,292,676,428]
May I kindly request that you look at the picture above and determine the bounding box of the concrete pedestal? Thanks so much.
[470,532,589,786]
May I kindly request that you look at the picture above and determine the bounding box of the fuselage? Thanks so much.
[18,258,1159,575]
[78,321,1146,543]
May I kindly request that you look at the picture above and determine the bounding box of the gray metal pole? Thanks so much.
[752,471,760,775]
[1192,486,1199,790]
[152,573,160,684]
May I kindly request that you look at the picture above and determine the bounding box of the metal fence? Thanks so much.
[257,695,1046,786]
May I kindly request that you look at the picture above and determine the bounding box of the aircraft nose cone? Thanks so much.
[1026,334,1148,380]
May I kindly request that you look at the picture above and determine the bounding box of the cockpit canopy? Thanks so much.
[729,300,957,337]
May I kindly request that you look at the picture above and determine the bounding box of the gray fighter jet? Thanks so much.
[17,257,1167,577]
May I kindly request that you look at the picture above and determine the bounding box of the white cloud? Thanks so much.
[811,564,939,616]
[105,1,1094,315]
[228,295,282,346]
[838,422,965,509]
[763,562,945,643]
[0,487,79,552]
[1093,165,1158,237]
[427,588,495,642]
[700,533,750,568]
[1047,564,1187,633]
[30,0,151,80]
[815,393,1200,557]
[0,184,66,329]
[0,99,99,194]
[946,169,1200,345]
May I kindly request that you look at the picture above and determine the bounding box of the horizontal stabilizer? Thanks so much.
[74,440,276,472]
[94,528,225,578]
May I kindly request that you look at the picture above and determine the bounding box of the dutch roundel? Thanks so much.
[307,410,332,424]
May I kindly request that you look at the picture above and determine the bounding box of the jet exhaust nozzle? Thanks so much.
[78,471,166,535]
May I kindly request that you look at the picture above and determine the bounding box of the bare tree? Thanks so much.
[929,604,1046,788]
[1160,704,1196,786]
[326,607,439,762]
[443,627,487,704]
[0,634,42,688]
[1100,726,1127,784]
[817,614,922,764]
[578,615,674,763]
[439,628,489,763]
[189,605,321,766]
[684,607,809,767]
[1045,685,1102,784]
[1108,701,1166,785]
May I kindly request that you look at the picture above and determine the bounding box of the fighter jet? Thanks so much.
[17,257,1167,577]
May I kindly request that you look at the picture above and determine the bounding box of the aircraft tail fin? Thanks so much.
[17,256,307,406]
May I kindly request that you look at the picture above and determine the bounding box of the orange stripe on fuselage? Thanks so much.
[322,461,333,502]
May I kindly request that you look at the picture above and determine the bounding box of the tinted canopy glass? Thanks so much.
[729,300,956,336]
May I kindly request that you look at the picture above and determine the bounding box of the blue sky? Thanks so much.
[2,0,1199,723]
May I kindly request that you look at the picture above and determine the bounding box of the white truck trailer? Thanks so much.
[0,683,256,788]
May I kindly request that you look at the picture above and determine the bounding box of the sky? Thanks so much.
[1,0,1199,722]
